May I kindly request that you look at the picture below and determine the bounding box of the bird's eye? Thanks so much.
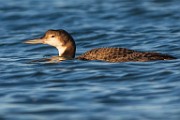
[51,35,55,38]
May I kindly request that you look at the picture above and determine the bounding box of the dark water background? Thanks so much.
[0,0,180,120]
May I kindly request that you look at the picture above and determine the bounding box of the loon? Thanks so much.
[25,29,176,62]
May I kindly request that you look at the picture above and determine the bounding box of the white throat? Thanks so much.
[56,46,67,56]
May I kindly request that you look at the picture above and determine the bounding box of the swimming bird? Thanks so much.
[25,29,176,62]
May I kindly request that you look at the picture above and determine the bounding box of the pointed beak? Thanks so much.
[24,38,44,44]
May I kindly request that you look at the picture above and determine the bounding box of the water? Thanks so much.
[0,0,180,120]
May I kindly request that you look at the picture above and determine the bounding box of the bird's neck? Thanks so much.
[56,43,76,58]
[57,46,67,56]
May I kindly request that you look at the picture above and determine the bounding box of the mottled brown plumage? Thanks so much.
[77,47,176,62]
[25,29,176,62]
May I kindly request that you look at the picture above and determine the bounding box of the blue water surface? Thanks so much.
[0,0,180,120]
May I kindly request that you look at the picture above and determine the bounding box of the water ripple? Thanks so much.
[0,0,180,120]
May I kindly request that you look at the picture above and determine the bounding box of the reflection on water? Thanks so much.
[28,56,73,63]
[0,0,180,120]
